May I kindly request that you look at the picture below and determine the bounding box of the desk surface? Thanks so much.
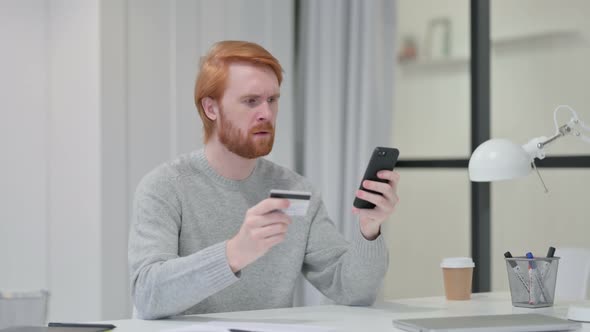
[103,292,589,331]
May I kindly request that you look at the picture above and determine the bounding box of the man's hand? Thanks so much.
[226,198,292,273]
[352,170,400,240]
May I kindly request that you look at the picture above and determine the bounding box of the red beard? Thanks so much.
[218,111,275,159]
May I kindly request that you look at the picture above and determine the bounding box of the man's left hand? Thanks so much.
[352,170,400,240]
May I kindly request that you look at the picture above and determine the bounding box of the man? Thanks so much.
[128,40,400,319]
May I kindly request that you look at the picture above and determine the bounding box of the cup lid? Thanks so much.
[441,257,475,268]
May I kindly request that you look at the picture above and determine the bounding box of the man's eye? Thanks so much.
[245,98,258,106]
[267,97,276,103]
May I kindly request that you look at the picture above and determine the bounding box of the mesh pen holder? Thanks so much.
[505,257,559,308]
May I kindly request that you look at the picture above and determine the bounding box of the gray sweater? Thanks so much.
[128,149,389,319]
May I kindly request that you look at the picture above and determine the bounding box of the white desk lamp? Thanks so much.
[469,105,590,192]
[468,105,590,322]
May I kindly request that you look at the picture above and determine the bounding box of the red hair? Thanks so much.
[194,40,283,143]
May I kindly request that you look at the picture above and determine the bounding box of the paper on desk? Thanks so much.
[162,321,336,332]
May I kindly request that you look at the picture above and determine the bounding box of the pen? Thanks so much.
[228,329,261,332]
[504,251,530,293]
[539,246,556,303]
[526,252,549,304]
[526,252,536,304]
[48,322,117,330]
[541,246,556,280]
[546,246,556,258]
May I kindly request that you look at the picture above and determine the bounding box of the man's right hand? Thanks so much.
[226,198,292,273]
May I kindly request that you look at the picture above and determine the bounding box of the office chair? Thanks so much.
[554,247,590,301]
[0,290,49,329]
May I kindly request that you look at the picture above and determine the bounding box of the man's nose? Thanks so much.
[257,101,273,121]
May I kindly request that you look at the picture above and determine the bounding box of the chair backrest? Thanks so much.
[0,290,49,329]
[554,247,590,301]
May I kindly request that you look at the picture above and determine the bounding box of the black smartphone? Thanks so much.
[353,147,399,209]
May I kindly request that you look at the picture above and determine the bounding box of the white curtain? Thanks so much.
[294,0,396,305]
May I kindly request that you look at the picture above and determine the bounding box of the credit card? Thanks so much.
[269,189,311,217]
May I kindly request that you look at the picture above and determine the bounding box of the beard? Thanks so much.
[218,109,275,159]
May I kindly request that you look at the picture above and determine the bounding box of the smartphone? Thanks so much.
[353,147,399,209]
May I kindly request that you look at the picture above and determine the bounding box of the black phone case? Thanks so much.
[353,147,399,209]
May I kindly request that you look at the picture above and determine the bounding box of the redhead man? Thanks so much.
[128,41,400,319]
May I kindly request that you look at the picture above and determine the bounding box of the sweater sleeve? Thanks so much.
[128,169,239,319]
[301,198,389,305]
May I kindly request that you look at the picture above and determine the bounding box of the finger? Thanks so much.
[253,222,289,239]
[355,189,387,208]
[362,180,393,200]
[264,210,292,222]
[358,189,396,213]
[263,233,287,248]
[248,198,290,216]
[249,211,291,228]
[377,170,400,186]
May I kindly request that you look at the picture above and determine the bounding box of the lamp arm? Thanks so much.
[551,105,590,145]
[526,106,590,159]
[533,106,589,194]
[537,124,573,149]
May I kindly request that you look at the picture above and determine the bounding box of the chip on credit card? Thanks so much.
[269,189,311,217]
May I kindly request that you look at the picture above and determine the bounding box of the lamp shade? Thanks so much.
[468,138,533,181]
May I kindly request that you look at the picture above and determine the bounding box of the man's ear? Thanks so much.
[201,97,218,121]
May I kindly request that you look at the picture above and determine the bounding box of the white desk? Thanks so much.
[102,292,589,331]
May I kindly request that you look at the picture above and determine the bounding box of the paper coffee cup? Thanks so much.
[441,257,474,300]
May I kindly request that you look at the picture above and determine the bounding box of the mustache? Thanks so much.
[249,122,274,134]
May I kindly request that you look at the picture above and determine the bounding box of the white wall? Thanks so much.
[47,0,103,320]
[100,0,129,320]
[0,0,105,321]
[0,0,50,296]
[1,0,294,321]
